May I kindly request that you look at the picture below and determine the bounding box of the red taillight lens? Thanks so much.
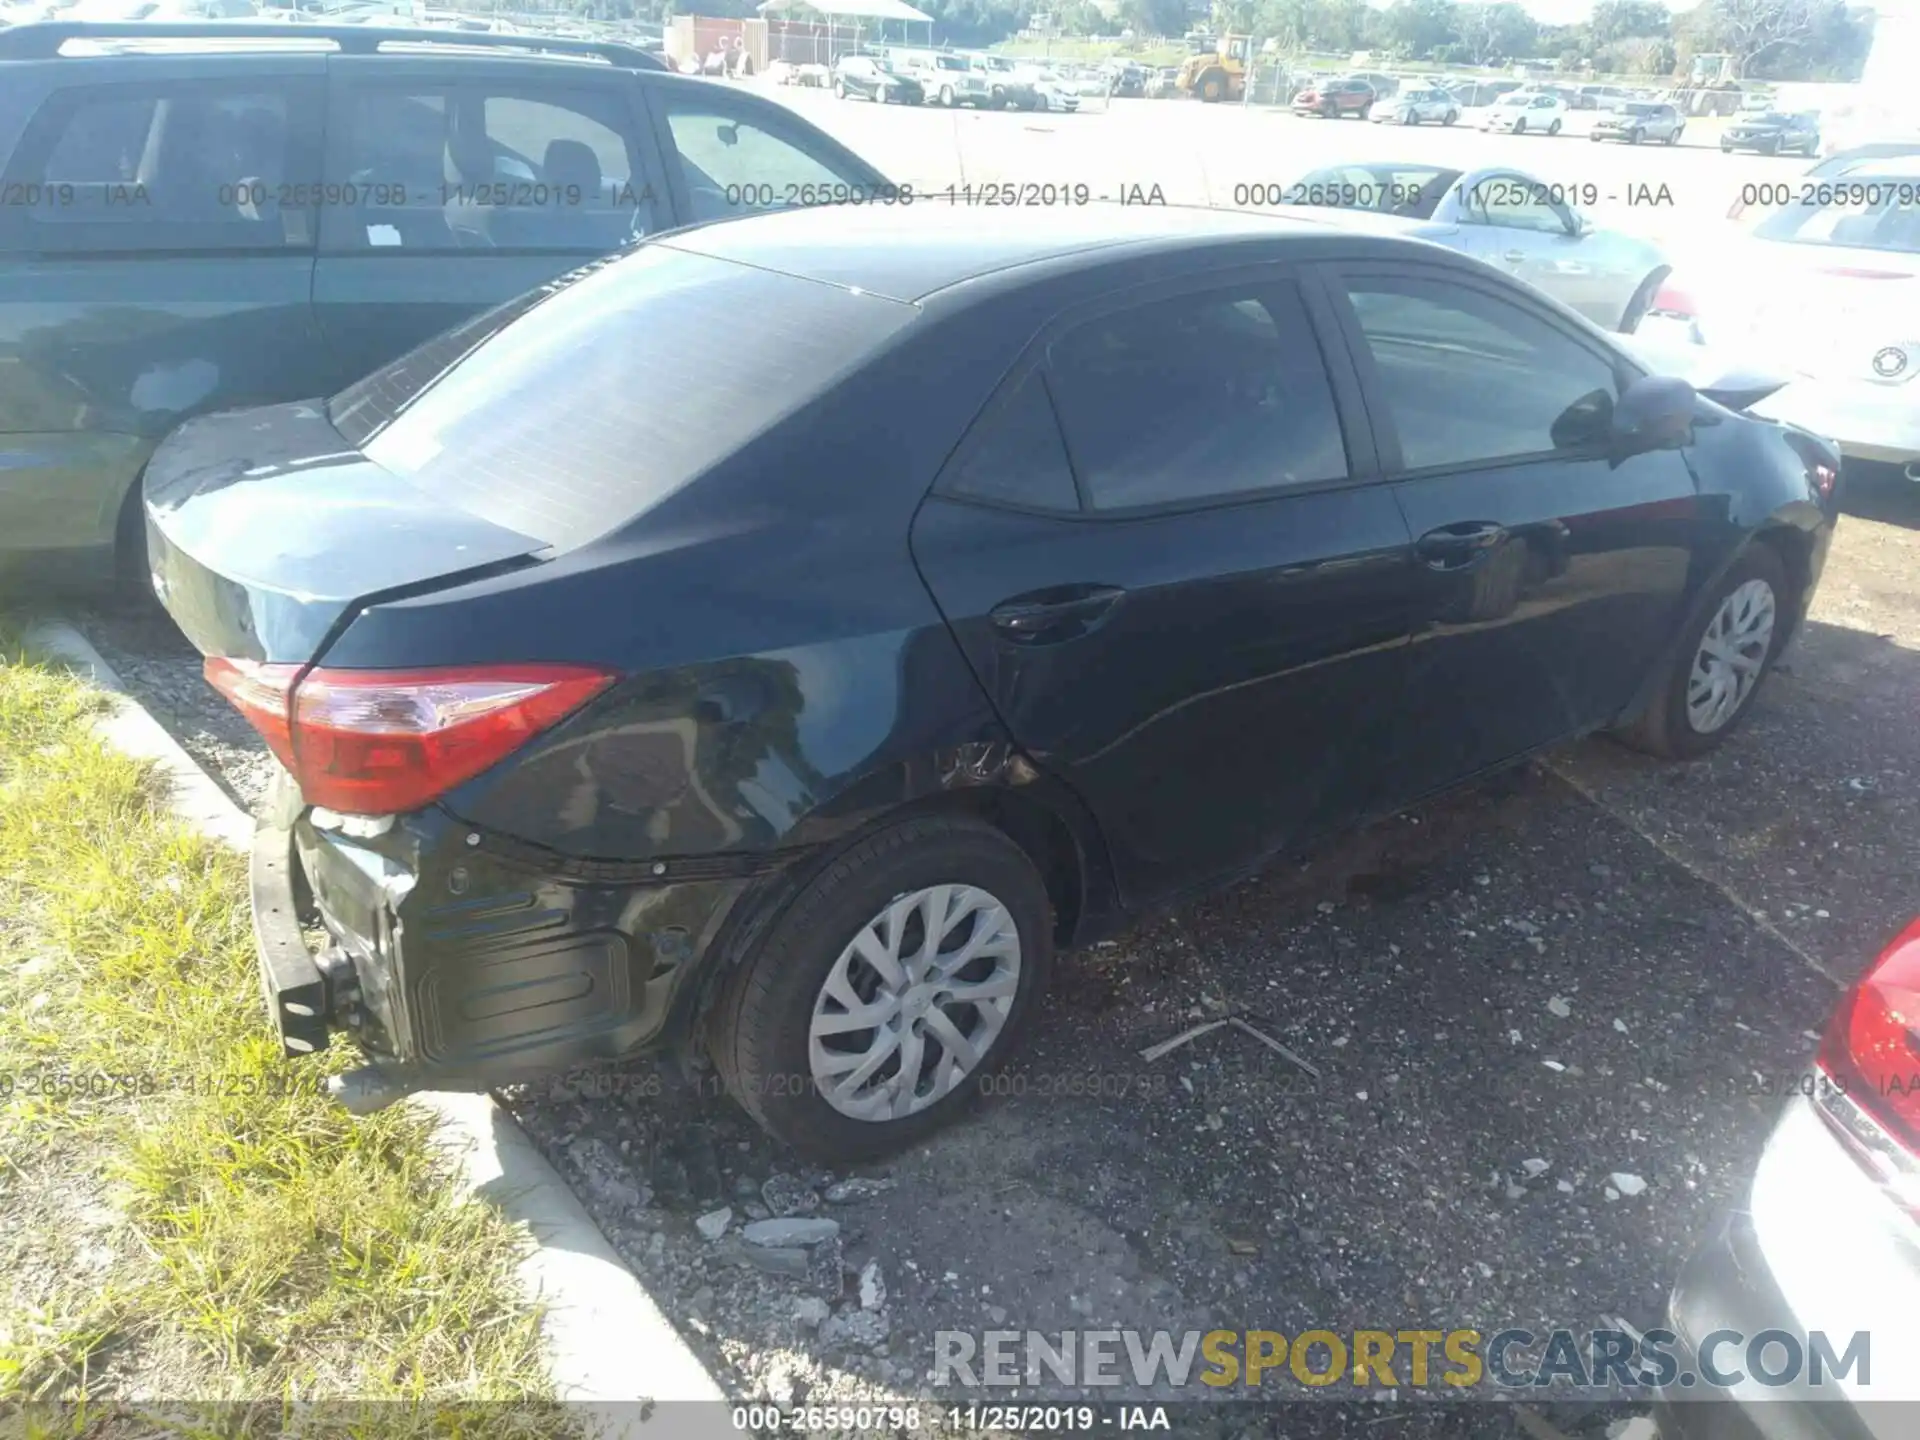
[206,658,615,816]
[1818,916,1920,1153]
[1649,278,1697,319]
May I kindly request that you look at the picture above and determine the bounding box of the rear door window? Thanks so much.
[320,77,661,254]
[1042,283,1349,512]
[0,78,322,253]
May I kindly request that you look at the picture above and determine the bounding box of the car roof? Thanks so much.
[0,18,665,66]
[657,201,1443,304]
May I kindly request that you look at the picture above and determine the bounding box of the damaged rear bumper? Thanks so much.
[249,775,761,1097]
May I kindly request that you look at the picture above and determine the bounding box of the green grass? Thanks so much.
[0,644,559,1431]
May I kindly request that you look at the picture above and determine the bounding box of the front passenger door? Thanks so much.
[1325,266,1698,807]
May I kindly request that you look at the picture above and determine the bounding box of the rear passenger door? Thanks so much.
[910,270,1417,910]
[313,57,668,388]
[0,59,325,562]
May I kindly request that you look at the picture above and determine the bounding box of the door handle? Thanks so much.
[989,584,1125,643]
[1416,521,1509,571]
[1503,249,1527,263]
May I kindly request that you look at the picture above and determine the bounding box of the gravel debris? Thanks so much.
[743,1217,839,1248]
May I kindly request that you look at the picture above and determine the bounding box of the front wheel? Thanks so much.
[1444,109,1457,126]
[1547,118,1562,135]
[939,84,954,106]
[1629,127,1643,144]
[1668,127,1682,145]
[1514,117,1527,134]
[1356,103,1371,120]
[709,815,1053,1160]
[834,80,847,99]
[1199,73,1224,103]
[1617,544,1788,760]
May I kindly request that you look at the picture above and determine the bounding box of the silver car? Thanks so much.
[1370,85,1460,126]
[1279,162,1671,331]
[1591,100,1685,145]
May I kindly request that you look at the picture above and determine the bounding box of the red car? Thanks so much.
[1292,77,1376,118]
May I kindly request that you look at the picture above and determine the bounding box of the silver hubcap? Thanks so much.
[1687,578,1776,734]
[808,885,1021,1122]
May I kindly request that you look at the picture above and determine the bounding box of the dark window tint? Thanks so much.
[1344,276,1620,472]
[944,374,1079,512]
[1044,285,1348,512]
[3,83,314,252]
[337,246,916,551]
[658,98,872,224]
[324,82,654,254]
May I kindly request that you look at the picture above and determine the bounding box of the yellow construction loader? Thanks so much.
[1175,33,1251,103]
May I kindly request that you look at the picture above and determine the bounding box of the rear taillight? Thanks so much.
[1817,916,1920,1156]
[1649,278,1697,320]
[206,659,615,816]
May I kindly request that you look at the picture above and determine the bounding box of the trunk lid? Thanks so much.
[144,400,547,663]
[1691,238,1920,384]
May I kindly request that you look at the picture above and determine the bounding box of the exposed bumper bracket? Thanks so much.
[250,822,331,1057]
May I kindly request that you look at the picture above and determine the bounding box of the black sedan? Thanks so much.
[144,204,1840,1160]
[833,53,923,103]
[1722,110,1821,155]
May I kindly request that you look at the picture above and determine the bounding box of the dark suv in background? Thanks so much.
[1292,77,1375,118]
[0,20,891,592]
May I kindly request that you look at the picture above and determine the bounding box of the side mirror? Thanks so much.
[716,123,739,148]
[1610,374,1697,455]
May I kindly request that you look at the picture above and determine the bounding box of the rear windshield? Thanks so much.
[328,244,916,550]
[1748,174,1920,253]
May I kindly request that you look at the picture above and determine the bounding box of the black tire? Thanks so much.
[1667,126,1682,145]
[1444,109,1457,126]
[112,478,154,605]
[1357,103,1371,120]
[1548,117,1562,135]
[1514,117,1527,134]
[1629,127,1643,144]
[1616,544,1789,760]
[708,814,1054,1161]
[1617,268,1667,333]
[1200,72,1224,103]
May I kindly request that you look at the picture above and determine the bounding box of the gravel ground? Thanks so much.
[59,467,1920,1435]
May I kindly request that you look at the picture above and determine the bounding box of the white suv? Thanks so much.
[899,51,990,108]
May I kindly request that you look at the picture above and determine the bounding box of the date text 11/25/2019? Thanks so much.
[729,1405,1171,1433]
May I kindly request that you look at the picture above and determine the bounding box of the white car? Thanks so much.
[1481,90,1566,136]
[1633,159,1920,473]
[1030,72,1081,112]
[1371,85,1460,126]
[899,51,992,108]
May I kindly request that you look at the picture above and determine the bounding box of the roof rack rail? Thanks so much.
[0,20,667,68]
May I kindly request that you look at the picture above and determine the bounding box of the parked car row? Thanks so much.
[4,26,1909,1440]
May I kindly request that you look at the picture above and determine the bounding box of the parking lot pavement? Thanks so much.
[1552,465,1920,987]
[756,85,1793,248]
[71,460,1919,1431]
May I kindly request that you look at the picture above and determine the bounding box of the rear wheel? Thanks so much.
[1514,116,1527,134]
[1444,109,1457,125]
[112,479,154,606]
[709,815,1053,1160]
[1629,126,1643,144]
[1357,102,1371,120]
[1199,72,1224,103]
[1617,544,1788,760]
[835,80,847,99]
[1548,117,1562,135]
[1618,268,1667,333]
[939,84,954,106]
[1668,126,1682,145]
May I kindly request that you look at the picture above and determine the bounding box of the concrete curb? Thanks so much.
[22,619,730,1426]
